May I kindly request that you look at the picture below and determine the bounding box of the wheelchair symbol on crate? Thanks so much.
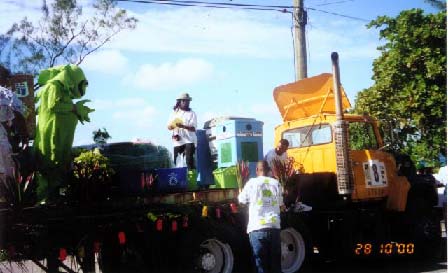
[14,82,29,97]
[168,173,179,186]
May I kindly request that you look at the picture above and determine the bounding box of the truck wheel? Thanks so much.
[411,215,441,258]
[179,219,234,273]
[195,238,233,273]
[281,227,306,273]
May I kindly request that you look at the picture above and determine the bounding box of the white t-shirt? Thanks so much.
[238,176,284,233]
[264,148,288,171]
[167,109,197,147]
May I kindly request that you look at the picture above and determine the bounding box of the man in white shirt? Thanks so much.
[238,160,285,273]
[167,93,197,169]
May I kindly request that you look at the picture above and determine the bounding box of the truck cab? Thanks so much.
[271,56,442,266]
[273,73,410,211]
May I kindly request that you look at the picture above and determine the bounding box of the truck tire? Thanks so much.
[281,227,308,273]
[179,218,234,273]
[407,175,438,212]
[405,176,441,258]
[411,214,441,258]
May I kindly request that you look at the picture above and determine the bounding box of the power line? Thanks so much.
[314,0,355,7]
[142,0,293,9]
[116,0,293,13]
[116,0,369,21]
[307,7,369,22]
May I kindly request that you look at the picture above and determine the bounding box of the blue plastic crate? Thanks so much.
[155,167,188,192]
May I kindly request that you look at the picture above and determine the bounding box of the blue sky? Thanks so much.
[0,0,441,155]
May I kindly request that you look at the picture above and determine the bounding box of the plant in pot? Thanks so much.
[71,149,115,205]
[271,157,297,205]
[235,160,250,191]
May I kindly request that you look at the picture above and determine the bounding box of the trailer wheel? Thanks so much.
[281,227,306,273]
[180,220,234,273]
[195,238,233,273]
[411,214,441,257]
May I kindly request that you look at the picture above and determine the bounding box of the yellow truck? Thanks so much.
[274,53,443,272]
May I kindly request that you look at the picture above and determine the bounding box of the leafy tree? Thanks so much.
[0,0,137,75]
[353,9,446,166]
[424,0,446,11]
[93,127,111,146]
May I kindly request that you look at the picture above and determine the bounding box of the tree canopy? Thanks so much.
[0,0,137,75]
[353,9,446,166]
[93,128,111,145]
[424,0,446,11]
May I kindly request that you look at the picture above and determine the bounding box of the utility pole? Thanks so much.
[293,0,307,80]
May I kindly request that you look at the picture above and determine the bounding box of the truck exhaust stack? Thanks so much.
[331,52,353,195]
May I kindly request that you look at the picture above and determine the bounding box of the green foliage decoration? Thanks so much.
[72,149,115,202]
[73,148,115,183]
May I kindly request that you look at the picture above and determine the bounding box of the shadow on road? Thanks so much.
[308,257,447,273]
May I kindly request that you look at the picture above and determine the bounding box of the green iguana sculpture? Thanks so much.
[34,64,94,202]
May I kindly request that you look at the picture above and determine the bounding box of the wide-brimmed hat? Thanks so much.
[177,93,192,101]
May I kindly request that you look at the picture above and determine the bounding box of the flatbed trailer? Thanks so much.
[0,188,253,273]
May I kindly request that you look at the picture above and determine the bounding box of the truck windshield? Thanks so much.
[349,122,379,150]
[283,124,332,148]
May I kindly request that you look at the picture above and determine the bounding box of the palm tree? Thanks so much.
[92,128,111,147]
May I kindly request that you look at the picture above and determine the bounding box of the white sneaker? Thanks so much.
[294,202,312,212]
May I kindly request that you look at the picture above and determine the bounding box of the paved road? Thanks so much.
[307,257,447,273]
[1,255,446,273]
[305,241,447,273]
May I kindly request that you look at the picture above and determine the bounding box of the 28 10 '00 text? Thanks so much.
[354,243,415,255]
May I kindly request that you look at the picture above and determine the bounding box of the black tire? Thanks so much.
[178,218,235,273]
[410,214,442,258]
[406,175,438,214]
[405,176,442,258]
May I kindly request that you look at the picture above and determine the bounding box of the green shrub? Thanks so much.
[72,149,115,203]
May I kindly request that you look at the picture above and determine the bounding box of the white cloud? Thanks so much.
[249,102,278,116]
[113,106,156,129]
[0,1,40,33]
[115,98,147,108]
[307,19,380,61]
[0,0,96,33]
[198,101,280,126]
[124,58,214,91]
[107,8,292,58]
[104,7,380,62]
[90,98,158,129]
[90,99,114,110]
[200,111,220,126]
[1,1,380,66]
[82,50,129,75]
